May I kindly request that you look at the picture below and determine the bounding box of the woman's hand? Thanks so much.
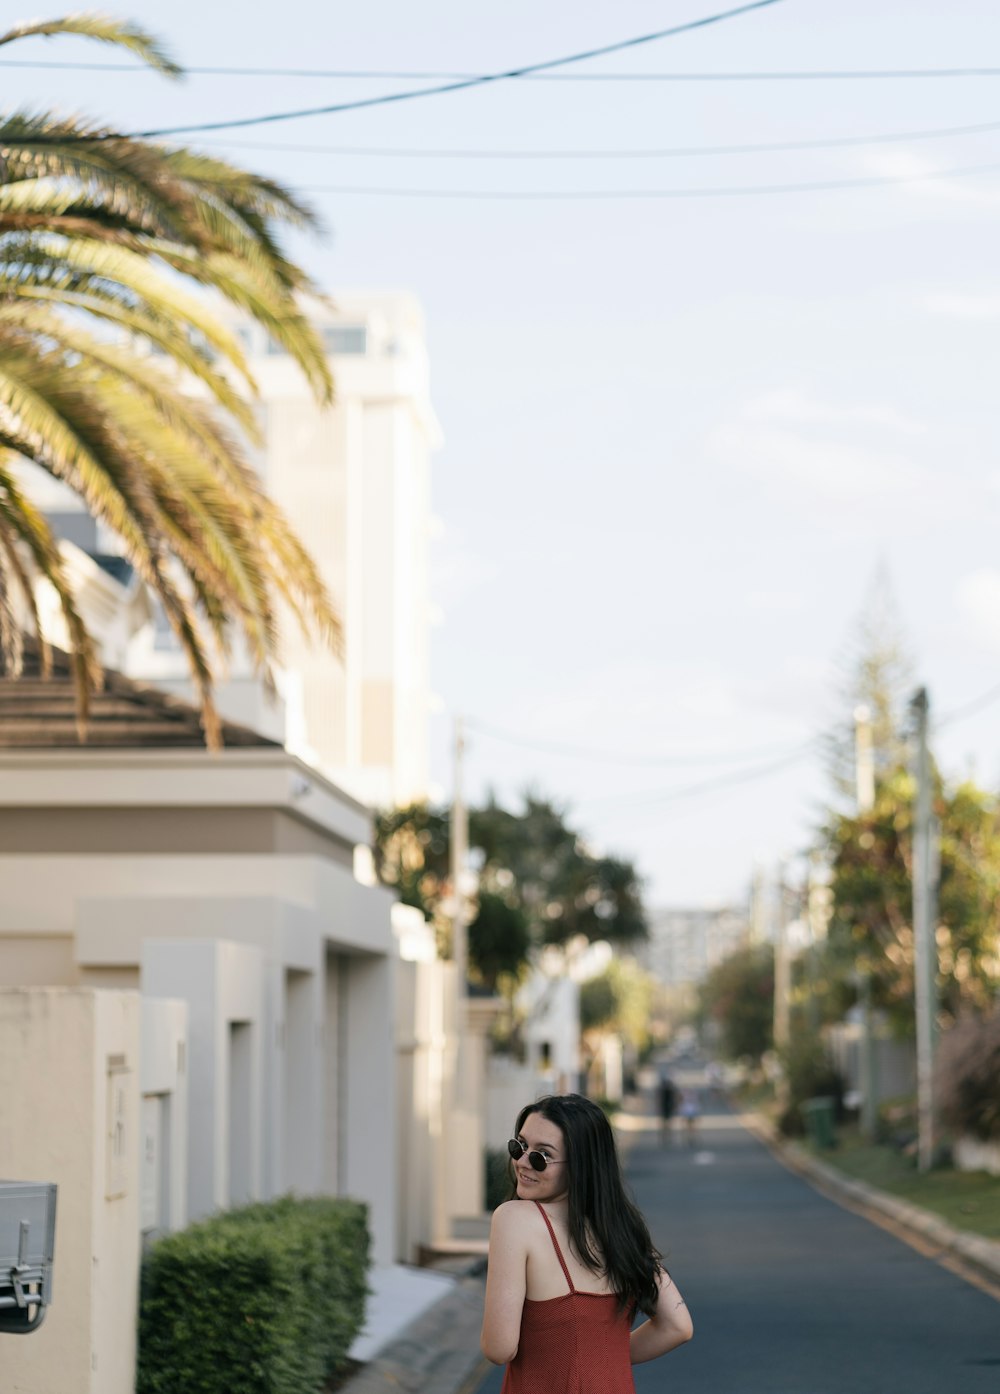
[629,1266,694,1364]
[480,1202,529,1365]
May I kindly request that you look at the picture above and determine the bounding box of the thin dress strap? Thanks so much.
[533,1201,576,1294]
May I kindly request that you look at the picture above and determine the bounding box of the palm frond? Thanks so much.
[20,234,255,380]
[0,301,261,442]
[0,13,182,77]
[0,454,100,723]
[0,540,25,678]
[0,35,344,745]
[0,506,45,670]
[149,243,333,403]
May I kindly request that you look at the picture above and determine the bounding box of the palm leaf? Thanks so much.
[0,454,99,723]
[0,28,344,744]
[0,14,182,77]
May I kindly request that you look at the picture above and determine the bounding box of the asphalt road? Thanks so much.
[474,1100,1000,1394]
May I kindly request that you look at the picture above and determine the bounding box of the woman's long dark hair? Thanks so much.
[512,1094,661,1316]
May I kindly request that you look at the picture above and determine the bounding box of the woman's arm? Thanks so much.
[480,1202,528,1365]
[629,1266,694,1365]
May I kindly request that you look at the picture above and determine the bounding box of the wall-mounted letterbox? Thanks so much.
[0,1182,57,1334]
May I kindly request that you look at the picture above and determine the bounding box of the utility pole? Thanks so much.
[855,705,879,1143]
[450,715,468,1004]
[773,868,791,1061]
[750,867,765,946]
[804,853,826,1034]
[911,687,939,1173]
[436,715,471,1243]
[854,704,875,813]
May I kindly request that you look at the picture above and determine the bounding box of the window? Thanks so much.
[322,325,367,356]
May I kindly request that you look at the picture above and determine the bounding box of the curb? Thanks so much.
[741,1111,1000,1291]
[338,1258,488,1394]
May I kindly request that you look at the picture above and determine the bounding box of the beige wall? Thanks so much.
[0,808,352,863]
[0,933,77,986]
[0,988,140,1394]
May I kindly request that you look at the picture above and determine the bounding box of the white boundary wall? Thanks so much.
[0,988,140,1394]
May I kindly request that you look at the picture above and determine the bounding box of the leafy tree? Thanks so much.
[373,802,449,921]
[579,973,617,1033]
[824,771,1000,1032]
[0,14,337,742]
[374,793,647,985]
[468,893,531,993]
[579,956,657,1085]
[699,943,774,1062]
[471,794,647,947]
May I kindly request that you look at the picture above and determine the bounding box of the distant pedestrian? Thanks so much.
[481,1093,693,1392]
[657,1074,677,1143]
[679,1088,701,1147]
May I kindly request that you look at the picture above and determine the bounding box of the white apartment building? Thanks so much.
[641,906,750,990]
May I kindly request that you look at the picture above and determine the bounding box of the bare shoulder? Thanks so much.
[491,1200,537,1233]
[490,1198,529,1232]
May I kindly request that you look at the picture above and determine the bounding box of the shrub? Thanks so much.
[777,1032,846,1138]
[937,1008,1000,1143]
[138,1197,369,1394]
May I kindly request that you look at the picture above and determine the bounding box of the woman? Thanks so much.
[481,1094,693,1392]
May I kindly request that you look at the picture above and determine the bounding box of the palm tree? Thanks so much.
[0,13,339,744]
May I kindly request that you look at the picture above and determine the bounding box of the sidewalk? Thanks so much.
[337,1256,488,1394]
[742,1111,1000,1293]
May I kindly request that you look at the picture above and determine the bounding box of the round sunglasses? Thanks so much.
[507,1137,565,1172]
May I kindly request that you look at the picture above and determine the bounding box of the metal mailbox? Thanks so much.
[0,1181,57,1334]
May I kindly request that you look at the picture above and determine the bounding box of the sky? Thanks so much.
[7,1,1000,906]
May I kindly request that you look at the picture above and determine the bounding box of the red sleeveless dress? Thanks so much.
[501,1201,635,1394]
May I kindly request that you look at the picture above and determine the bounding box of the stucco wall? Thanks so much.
[0,808,353,863]
[0,988,140,1394]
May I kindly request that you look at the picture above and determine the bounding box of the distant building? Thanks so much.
[641,906,750,989]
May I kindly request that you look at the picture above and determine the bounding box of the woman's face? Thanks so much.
[513,1111,569,1203]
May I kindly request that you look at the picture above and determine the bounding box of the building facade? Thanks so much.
[127,291,442,811]
[641,906,750,990]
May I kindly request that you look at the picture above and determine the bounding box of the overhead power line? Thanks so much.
[200,117,1000,161]
[4,60,1000,82]
[298,157,1000,200]
[937,680,1000,728]
[465,717,807,767]
[576,746,814,811]
[119,0,786,138]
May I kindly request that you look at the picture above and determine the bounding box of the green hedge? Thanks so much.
[138,1196,370,1394]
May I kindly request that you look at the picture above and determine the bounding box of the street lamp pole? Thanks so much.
[854,705,879,1143]
[451,714,468,1003]
[910,687,939,1173]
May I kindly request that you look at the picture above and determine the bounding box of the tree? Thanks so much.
[468,893,531,994]
[373,793,648,986]
[699,943,774,1062]
[579,955,658,1095]
[0,15,337,743]
[822,570,914,806]
[470,794,647,948]
[372,802,450,922]
[824,770,1000,1032]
